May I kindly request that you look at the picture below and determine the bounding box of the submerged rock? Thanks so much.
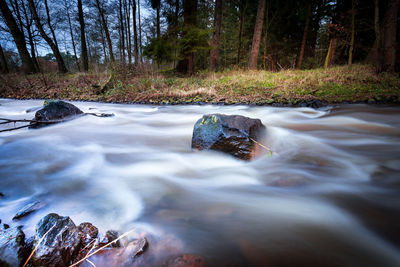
[166,254,207,267]
[97,230,121,248]
[191,114,266,160]
[0,225,28,267]
[31,213,82,267]
[13,201,45,220]
[31,100,84,128]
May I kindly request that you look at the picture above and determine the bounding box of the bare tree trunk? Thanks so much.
[237,0,246,65]
[132,0,139,65]
[324,37,337,68]
[65,0,79,70]
[125,0,132,64]
[78,0,88,71]
[348,0,355,65]
[28,0,67,73]
[156,3,160,38]
[0,44,9,74]
[210,0,223,71]
[297,1,311,69]
[20,1,40,71]
[119,0,126,64]
[0,0,36,74]
[379,0,399,72]
[44,0,58,48]
[249,0,266,69]
[138,0,143,63]
[95,0,115,63]
[263,1,268,70]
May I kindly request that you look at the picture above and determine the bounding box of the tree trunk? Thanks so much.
[249,0,266,69]
[78,0,88,71]
[65,0,79,70]
[44,0,58,48]
[379,0,399,72]
[138,0,143,63]
[28,0,67,73]
[95,0,115,63]
[324,37,337,68]
[157,4,160,38]
[119,0,126,64]
[0,0,36,74]
[348,0,355,65]
[133,0,139,65]
[263,1,268,70]
[0,44,9,74]
[20,1,40,71]
[297,1,311,69]
[237,0,246,65]
[125,0,132,64]
[210,0,223,71]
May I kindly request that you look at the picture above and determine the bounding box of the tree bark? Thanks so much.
[0,0,36,74]
[78,0,88,71]
[249,0,266,69]
[125,0,132,64]
[119,0,126,64]
[210,0,223,71]
[95,0,115,63]
[44,0,58,48]
[379,0,399,72]
[297,1,311,69]
[28,0,67,73]
[21,0,40,71]
[65,0,79,70]
[0,44,9,74]
[138,0,143,63]
[348,0,355,65]
[237,0,246,65]
[132,0,139,65]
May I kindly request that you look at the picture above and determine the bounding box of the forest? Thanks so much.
[0,0,399,104]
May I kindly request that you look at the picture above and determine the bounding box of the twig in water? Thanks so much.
[69,228,136,267]
[0,124,31,133]
[249,137,275,155]
[23,222,57,267]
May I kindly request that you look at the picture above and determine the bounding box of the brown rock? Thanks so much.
[166,254,207,267]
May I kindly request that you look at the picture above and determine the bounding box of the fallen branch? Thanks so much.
[0,124,31,133]
[249,137,275,155]
[69,228,136,267]
[23,222,57,267]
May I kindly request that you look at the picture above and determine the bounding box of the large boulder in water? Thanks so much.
[32,100,83,126]
[191,114,266,160]
[31,213,82,267]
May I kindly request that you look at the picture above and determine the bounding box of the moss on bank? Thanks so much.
[0,64,399,105]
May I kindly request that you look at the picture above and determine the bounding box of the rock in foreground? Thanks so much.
[31,100,83,127]
[192,114,266,160]
[0,225,28,267]
[31,213,82,267]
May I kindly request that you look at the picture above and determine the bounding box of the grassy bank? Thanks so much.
[0,64,399,105]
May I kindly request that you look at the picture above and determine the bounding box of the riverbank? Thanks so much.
[0,64,399,106]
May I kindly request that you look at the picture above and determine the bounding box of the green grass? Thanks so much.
[1,64,399,105]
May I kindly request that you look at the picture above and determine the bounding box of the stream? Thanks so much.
[1,99,400,266]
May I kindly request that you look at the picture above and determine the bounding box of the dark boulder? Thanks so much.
[31,213,82,267]
[0,225,28,267]
[191,114,266,160]
[31,100,84,127]
[96,230,120,248]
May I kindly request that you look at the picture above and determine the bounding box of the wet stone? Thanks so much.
[97,230,120,248]
[30,100,84,128]
[78,222,99,246]
[192,114,266,160]
[31,213,82,267]
[0,225,28,267]
[13,201,45,220]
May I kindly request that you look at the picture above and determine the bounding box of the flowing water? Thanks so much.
[1,99,400,266]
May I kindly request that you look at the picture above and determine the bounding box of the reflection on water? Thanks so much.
[1,99,400,266]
